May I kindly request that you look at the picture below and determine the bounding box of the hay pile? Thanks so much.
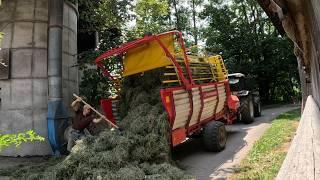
[5,70,191,180]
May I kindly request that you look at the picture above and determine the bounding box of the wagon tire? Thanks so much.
[203,121,227,152]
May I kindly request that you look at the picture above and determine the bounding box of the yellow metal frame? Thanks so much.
[121,33,228,84]
[123,34,174,77]
[207,55,228,81]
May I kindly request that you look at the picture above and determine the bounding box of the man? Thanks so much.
[67,97,101,151]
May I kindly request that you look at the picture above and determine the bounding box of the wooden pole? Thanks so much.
[72,93,119,129]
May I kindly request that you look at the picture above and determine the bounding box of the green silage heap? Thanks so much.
[4,70,192,180]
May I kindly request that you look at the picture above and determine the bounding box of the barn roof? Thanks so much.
[257,0,313,72]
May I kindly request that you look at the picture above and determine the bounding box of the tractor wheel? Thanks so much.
[241,96,255,124]
[203,121,227,152]
[236,112,242,122]
[254,101,261,117]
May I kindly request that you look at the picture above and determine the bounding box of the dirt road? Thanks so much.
[173,105,300,180]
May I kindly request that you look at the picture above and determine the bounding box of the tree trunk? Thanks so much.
[192,0,198,45]
[172,0,180,30]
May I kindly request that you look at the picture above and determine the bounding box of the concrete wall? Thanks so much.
[0,0,78,156]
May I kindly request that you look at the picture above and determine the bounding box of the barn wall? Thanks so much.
[308,0,320,107]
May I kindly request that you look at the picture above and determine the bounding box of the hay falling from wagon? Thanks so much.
[4,69,191,180]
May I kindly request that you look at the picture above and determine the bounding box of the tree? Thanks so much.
[77,0,300,105]
[168,0,192,36]
[134,0,170,36]
[77,0,133,106]
[189,0,203,45]
[201,0,300,103]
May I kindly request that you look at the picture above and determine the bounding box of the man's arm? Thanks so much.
[71,97,82,111]
[93,117,103,123]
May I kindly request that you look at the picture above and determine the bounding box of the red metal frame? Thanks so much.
[196,86,204,131]
[100,99,116,124]
[185,90,193,135]
[159,80,235,146]
[160,90,176,127]
[224,80,238,124]
[172,128,187,147]
[214,83,219,119]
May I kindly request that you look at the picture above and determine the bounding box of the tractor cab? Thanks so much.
[228,73,262,121]
[228,73,248,97]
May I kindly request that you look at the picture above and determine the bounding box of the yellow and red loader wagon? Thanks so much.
[96,31,241,151]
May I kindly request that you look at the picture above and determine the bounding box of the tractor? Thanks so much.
[228,73,262,124]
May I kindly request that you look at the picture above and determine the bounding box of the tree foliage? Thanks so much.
[77,0,300,105]
[201,0,300,103]
[76,0,132,106]
[134,0,170,36]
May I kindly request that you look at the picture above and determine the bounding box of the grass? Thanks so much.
[232,109,301,180]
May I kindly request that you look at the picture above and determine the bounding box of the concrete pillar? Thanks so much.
[0,0,78,156]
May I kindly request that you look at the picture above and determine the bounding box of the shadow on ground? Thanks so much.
[172,105,300,180]
[172,126,247,180]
